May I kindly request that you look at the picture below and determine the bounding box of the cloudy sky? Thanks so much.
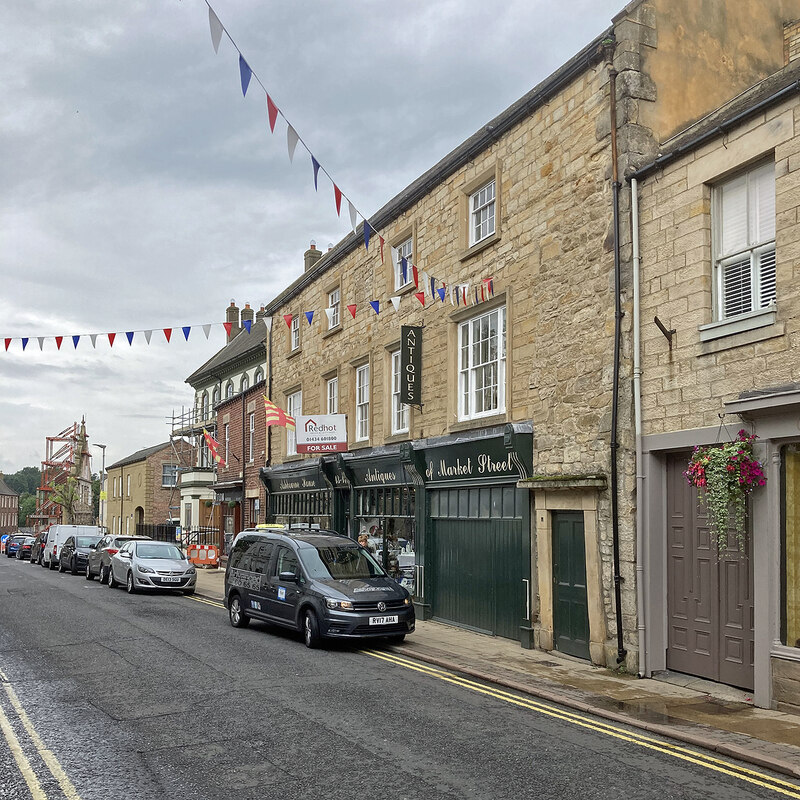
[1,0,623,475]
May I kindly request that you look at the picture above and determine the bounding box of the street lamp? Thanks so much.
[93,444,106,529]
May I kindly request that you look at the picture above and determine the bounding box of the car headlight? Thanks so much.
[186,567,196,575]
[137,565,155,574]
[325,598,353,610]
[404,598,412,605]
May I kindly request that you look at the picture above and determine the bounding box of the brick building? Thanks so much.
[0,474,19,535]
[105,441,193,534]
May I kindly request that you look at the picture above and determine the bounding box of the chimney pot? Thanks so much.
[226,301,241,340]
[304,242,323,272]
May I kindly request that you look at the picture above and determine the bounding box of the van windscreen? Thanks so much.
[299,545,385,580]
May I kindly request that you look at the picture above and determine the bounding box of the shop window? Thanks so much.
[782,445,800,648]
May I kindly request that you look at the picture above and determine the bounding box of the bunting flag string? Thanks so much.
[201,0,492,307]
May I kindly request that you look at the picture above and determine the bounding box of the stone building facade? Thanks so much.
[105,441,193,534]
[634,53,800,712]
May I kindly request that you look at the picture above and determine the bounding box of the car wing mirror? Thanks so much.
[120,551,132,559]
[89,543,97,550]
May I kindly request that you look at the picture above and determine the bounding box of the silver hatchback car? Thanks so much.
[108,540,196,595]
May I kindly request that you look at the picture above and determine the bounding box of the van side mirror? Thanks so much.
[278,570,299,583]
[89,543,97,550]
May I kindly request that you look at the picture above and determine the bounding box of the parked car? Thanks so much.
[224,528,415,648]
[107,540,196,595]
[40,524,102,570]
[5,535,26,559]
[15,536,35,561]
[58,533,102,575]
[29,529,49,565]
[85,534,151,582]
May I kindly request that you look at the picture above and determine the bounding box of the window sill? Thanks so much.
[287,347,302,360]
[350,440,371,450]
[460,231,500,262]
[322,325,342,340]
[698,306,776,343]
[697,314,784,357]
[385,432,411,444]
[450,413,507,434]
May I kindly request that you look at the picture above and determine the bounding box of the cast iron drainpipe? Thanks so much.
[605,39,627,665]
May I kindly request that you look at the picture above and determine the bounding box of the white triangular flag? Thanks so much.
[38,337,45,351]
[324,307,335,325]
[144,329,152,344]
[287,126,299,162]
[90,334,98,348]
[264,316,273,333]
[202,324,212,339]
[390,296,401,313]
[422,272,429,296]
[449,285,455,306]
[390,246,399,266]
[209,7,224,54]
[348,201,358,234]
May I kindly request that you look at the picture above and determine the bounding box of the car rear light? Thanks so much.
[106,548,118,555]
[52,545,57,554]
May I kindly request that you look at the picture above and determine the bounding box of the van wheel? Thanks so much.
[85,564,93,581]
[303,610,321,649]
[228,594,249,628]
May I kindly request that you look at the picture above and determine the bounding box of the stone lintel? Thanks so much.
[518,474,608,491]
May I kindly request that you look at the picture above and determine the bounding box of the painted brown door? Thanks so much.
[666,454,754,690]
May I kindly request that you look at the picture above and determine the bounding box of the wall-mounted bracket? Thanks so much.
[654,315,676,348]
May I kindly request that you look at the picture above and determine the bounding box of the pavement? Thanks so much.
[193,566,800,780]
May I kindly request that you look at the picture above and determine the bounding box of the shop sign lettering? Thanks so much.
[400,325,422,406]
[425,452,515,482]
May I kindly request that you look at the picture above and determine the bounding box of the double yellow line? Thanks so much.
[0,668,82,800]
[363,649,800,799]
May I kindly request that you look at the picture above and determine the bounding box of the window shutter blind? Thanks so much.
[758,248,777,307]
[720,176,748,256]
[752,164,776,243]
[723,257,753,317]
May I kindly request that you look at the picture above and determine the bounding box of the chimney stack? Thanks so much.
[785,20,800,64]
[304,240,322,272]
[255,305,267,322]
[241,302,255,332]
[226,300,240,340]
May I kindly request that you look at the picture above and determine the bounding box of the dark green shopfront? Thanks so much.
[260,424,533,644]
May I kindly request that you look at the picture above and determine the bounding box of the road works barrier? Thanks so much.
[187,543,219,567]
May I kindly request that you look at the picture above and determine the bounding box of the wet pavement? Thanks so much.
[194,566,800,779]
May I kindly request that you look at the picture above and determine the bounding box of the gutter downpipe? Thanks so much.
[605,39,627,665]
[631,177,646,678]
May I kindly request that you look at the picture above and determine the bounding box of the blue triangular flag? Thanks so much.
[369,300,380,315]
[474,287,479,305]
[239,54,252,97]
[430,276,435,297]
[126,331,134,345]
[72,335,80,349]
[242,319,252,334]
[312,156,321,191]
[305,311,314,325]
[364,221,371,251]
[182,326,191,340]
[401,257,408,283]
[438,287,446,302]
[21,338,28,351]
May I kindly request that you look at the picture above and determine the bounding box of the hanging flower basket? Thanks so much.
[204,500,213,508]
[227,500,237,508]
[684,429,766,552]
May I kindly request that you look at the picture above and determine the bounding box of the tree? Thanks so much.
[92,474,101,522]
[50,476,79,525]
[18,494,36,527]
[5,467,41,496]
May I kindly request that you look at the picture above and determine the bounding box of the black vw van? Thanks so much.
[224,528,415,648]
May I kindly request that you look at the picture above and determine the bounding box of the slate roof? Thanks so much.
[107,441,174,470]
[185,319,268,386]
[0,476,19,497]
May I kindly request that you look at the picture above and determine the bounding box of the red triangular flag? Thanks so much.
[414,292,426,307]
[283,314,293,329]
[347,304,357,319]
[334,184,342,216]
[412,265,419,288]
[4,338,10,351]
[55,336,63,350]
[223,322,233,338]
[163,328,172,342]
[267,94,279,133]
[108,332,116,347]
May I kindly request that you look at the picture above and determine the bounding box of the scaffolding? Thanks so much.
[30,422,79,531]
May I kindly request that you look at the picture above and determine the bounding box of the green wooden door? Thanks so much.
[429,485,528,640]
[552,511,590,659]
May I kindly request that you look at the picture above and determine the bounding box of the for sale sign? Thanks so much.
[295,414,348,453]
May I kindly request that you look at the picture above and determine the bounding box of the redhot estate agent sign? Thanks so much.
[295,414,348,454]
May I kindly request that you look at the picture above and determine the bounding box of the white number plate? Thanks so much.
[161,576,181,583]
[369,615,398,626]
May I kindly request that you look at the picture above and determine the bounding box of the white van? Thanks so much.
[42,524,102,570]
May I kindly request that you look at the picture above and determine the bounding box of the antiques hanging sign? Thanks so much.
[400,325,422,406]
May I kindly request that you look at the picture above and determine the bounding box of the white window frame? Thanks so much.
[201,392,209,421]
[241,374,250,393]
[469,179,496,246]
[161,464,179,488]
[248,413,255,462]
[224,423,230,466]
[286,390,302,456]
[394,237,414,291]
[225,381,234,399]
[326,376,338,415]
[254,368,264,384]
[391,350,409,435]
[126,475,131,498]
[355,364,370,442]
[291,316,300,351]
[458,306,506,421]
[212,386,220,406]
[328,288,340,330]
[712,161,776,324]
